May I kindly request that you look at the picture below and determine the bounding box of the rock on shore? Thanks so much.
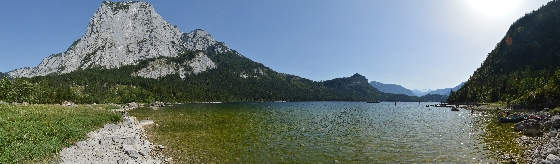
[516,114,560,164]
[58,116,165,163]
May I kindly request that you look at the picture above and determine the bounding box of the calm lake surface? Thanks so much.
[130,102,511,163]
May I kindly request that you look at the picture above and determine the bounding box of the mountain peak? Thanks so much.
[101,1,149,11]
[182,29,220,51]
[8,1,230,78]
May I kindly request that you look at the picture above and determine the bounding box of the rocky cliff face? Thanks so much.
[8,1,230,78]
[131,52,217,79]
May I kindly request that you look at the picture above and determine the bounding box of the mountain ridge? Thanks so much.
[369,81,416,96]
[3,1,397,103]
[370,81,464,97]
[448,0,560,108]
[418,82,465,96]
[8,1,232,78]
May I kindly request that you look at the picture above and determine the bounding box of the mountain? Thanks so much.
[8,1,230,78]
[448,1,560,108]
[424,82,465,96]
[411,89,432,97]
[369,81,416,96]
[5,1,395,103]
[369,80,465,97]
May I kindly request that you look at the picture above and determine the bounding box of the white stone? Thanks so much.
[544,154,560,164]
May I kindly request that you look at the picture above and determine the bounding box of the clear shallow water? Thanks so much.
[130,102,503,163]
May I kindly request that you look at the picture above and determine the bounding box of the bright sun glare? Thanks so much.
[468,0,522,18]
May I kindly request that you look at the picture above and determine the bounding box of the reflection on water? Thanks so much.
[130,102,510,163]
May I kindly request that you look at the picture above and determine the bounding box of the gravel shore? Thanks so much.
[58,113,167,164]
[464,105,560,163]
[516,114,560,164]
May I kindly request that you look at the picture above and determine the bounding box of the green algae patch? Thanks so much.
[471,111,528,163]
[0,104,121,163]
[128,105,256,163]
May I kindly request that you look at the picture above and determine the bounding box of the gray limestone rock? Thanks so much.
[117,155,131,164]
[514,121,525,131]
[549,131,558,137]
[552,115,560,128]
[540,154,560,164]
[123,137,136,146]
[76,141,88,148]
[526,120,541,135]
[139,147,150,156]
[125,149,141,159]
[112,136,124,143]
[8,1,230,79]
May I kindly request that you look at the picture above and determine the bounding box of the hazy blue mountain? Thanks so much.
[425,82,465,96]
[410,82,465,96]
[411,89,432,97]
[369,81,416,96]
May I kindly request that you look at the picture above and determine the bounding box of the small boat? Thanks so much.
[499,116,526,123]
[527,115,544,120]
[451,107,459,111]
[367,101,380,103]
[434,103,449,107]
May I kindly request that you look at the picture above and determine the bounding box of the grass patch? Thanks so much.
[0,104,121,163]
[95,104,122,110]
[549,107,560,114]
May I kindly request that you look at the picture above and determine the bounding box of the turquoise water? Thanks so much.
[131,102,498,163]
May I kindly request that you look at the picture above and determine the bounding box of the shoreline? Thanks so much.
[58,103,169,163]
[465,105,560,163]
[58,103,559,163]
[514,114,560,164]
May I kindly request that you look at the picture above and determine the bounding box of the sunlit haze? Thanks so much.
[0,0,551,90]
[468,0,523,18]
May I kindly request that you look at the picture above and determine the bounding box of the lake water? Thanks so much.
[130,102,515,163]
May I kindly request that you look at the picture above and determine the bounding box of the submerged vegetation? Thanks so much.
[0,104,121,163]
[128,102,528,163]
[472,111,527,163]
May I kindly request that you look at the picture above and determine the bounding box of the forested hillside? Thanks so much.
[0,49,450,104]
[448,0,560,108]
[2,50,386,104]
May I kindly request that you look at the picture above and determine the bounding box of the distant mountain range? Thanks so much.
[420,82,465,96]
[411,89,433,97]
[369,81,416,96]
[370,81,465,97]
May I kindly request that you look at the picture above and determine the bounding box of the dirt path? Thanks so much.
[58,115,167,163]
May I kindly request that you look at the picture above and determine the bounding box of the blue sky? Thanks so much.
[0,0,551,90]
